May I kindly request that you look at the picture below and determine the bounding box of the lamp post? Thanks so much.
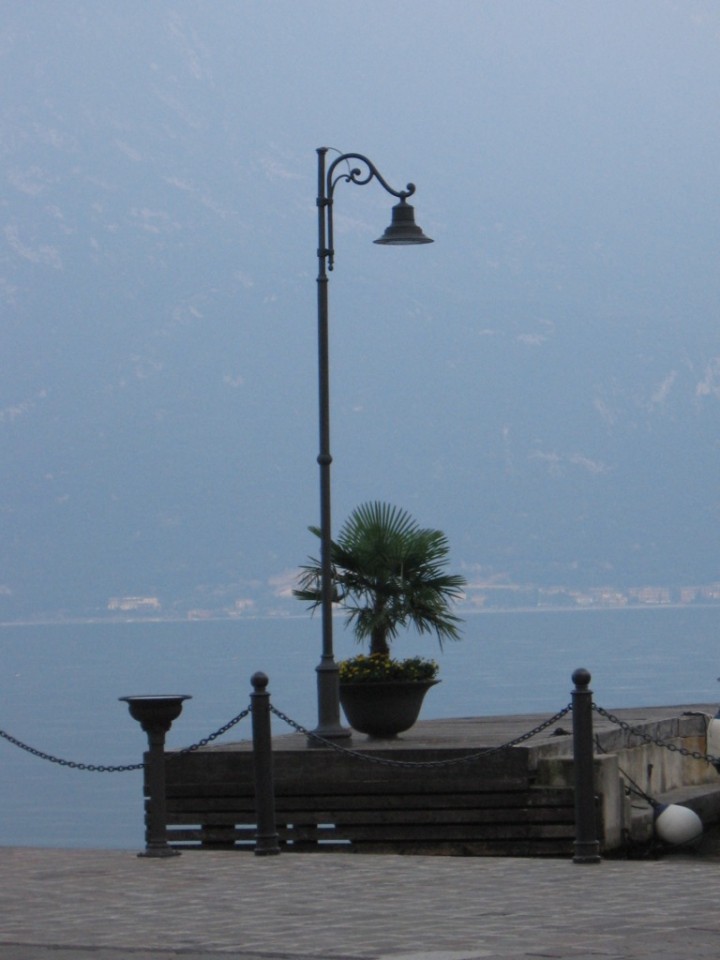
[312,146,433,740]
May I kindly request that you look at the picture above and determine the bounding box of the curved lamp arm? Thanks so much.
[327,152,416,203]
[318,147,428,271]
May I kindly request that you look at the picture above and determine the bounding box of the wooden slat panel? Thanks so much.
[331,808,574,826]
[164,805,574,826]
[165,788,574,811]
[334,823,575,842]
[331,839,575,857]
[163,750,531,791]
[164,778,532,798]
[156,743,586,856]
[166,799,256,814]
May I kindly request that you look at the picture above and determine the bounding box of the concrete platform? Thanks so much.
[211,702,718,752]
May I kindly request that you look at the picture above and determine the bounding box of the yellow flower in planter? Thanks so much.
[338,653,439,684]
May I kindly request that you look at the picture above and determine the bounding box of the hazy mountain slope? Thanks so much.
[2,3,720,619]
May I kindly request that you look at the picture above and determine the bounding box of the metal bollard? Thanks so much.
[250,672,280,856]
[571,668,601,864]
[120,695,191,858]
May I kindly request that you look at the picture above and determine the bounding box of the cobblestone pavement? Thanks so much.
[2,846,720,959]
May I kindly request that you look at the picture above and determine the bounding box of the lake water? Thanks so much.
[1,605,719,850]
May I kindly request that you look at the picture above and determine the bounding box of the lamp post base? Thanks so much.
[572,840,601,864]
[309,659,351,746]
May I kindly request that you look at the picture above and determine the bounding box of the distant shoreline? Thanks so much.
[2,602,720,629]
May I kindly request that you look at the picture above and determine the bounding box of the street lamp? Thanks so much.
[312,146,433,740]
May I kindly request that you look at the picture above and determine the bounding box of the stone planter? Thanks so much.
[339,679,440,739]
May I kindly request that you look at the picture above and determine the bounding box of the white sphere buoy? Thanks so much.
[654,804,703,846]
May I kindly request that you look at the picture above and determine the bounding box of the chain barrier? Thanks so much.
[172,706,251,757]
[0,705,251,773]
[7,695,718,777]
[593,703,720,767]
[0,728,144,772]
[269,702,573,768]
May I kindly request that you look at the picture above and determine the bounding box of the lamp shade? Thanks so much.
[374,199,433,245]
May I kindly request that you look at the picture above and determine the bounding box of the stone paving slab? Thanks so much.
[2,845,720,959]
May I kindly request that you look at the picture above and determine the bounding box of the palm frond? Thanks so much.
[294,502,466,655]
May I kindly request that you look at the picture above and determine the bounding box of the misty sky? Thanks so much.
[2,1,720,617]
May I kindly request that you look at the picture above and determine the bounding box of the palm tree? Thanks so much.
[294,501,466,657]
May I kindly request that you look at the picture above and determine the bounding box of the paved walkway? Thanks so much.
[2,843,720,959]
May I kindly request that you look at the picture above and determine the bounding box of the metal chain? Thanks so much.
[0,705,251,772]
[0,728,144,772]
[593,703,720,766]
[269,703,573,768]
[18,696,714,776]
[171,706,251,757]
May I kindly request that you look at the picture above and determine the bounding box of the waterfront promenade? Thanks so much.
[2,842,720,959]
[3,704,720,959]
